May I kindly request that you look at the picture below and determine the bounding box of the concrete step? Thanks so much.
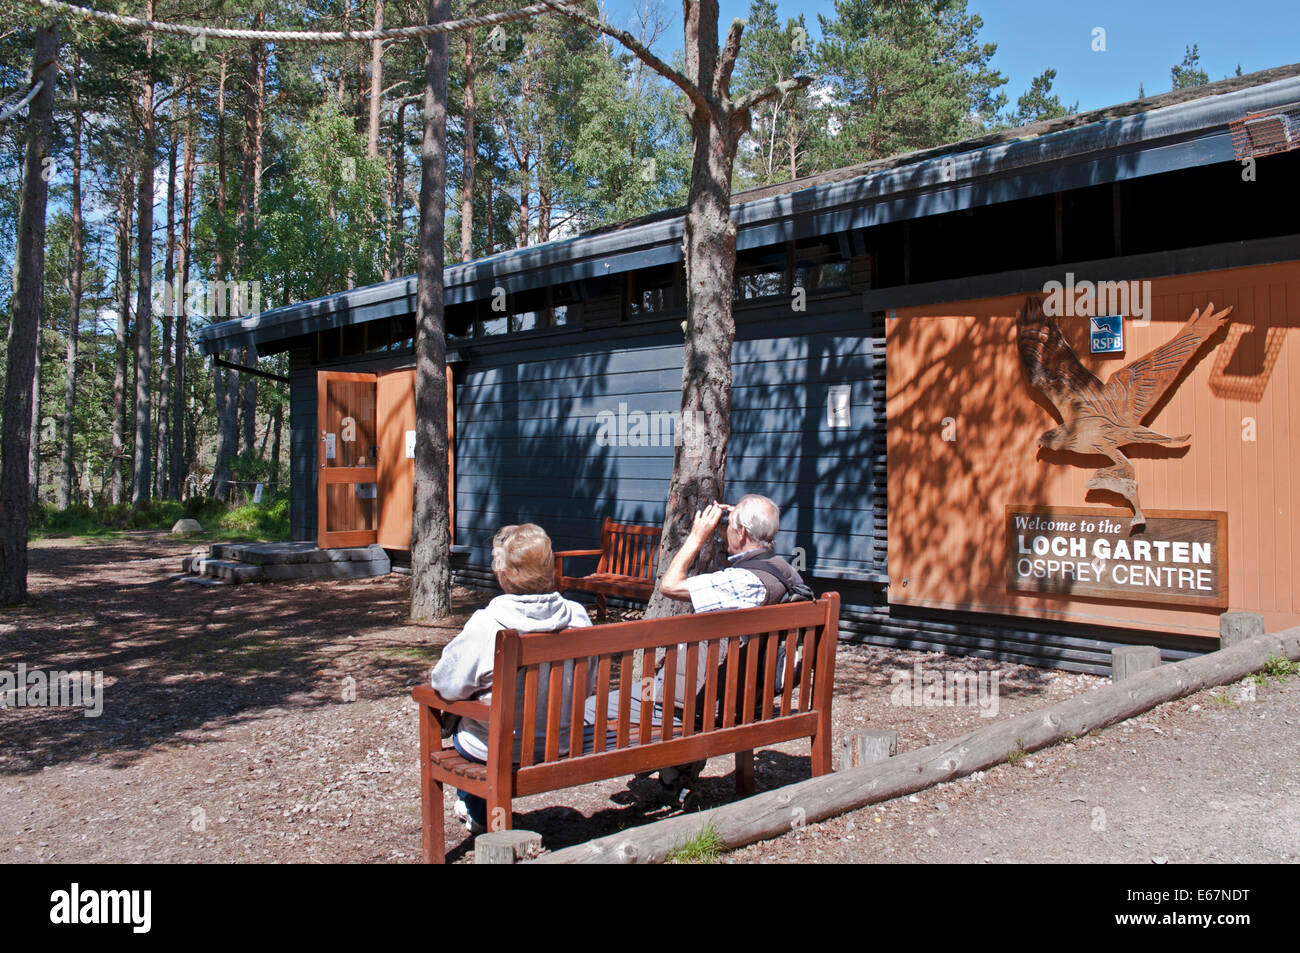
[179,543,391,584]
[199,559,265,583]
[180,575,233,587]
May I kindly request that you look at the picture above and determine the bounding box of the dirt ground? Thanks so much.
[1,533,1293,864]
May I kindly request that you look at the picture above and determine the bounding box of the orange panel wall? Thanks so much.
[886,261,1299,638]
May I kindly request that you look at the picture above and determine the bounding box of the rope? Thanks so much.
[0,80,43,122]
[0,55,55,124]
[27,0,576,44]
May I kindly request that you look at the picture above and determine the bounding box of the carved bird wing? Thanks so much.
[1102,302,1233,422]
[1017,296,1106,420]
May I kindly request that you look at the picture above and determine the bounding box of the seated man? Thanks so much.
[658,494,812,612]
[590,494,812,804]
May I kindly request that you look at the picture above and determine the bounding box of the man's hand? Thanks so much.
[660,501,729,603]
[687,502,728,544]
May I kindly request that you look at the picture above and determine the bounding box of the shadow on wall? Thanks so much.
[885,287,1255,621]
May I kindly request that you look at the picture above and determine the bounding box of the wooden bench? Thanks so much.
[554,518,661,619]
[411,592,841,863]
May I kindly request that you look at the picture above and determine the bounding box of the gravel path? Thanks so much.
[4,534,1294,864]
[726,675,1300,864]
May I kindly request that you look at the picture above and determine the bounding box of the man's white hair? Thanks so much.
[732,494,779,547]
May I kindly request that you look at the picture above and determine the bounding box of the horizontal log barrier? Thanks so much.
[534,627,1300,864]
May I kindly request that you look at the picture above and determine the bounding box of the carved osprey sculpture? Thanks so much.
[1017,296,1232,529]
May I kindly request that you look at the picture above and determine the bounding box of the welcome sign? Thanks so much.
[1005,505,1228,608]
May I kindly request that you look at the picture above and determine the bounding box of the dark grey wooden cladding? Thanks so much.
[454,296,887,578]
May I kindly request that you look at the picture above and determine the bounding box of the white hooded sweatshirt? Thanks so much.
[430,592,594,763]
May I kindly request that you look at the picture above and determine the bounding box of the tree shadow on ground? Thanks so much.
[1,533,485,775]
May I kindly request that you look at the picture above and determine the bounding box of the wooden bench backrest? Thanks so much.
[595,518,662,582]
[486,593,840,797]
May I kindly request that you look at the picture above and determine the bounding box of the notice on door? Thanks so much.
[1005,505,1227,608]
[405,430,416,459]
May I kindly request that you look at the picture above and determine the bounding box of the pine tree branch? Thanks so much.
[731,75,810,115]
[537,0,708,117]
[715,16,744,101]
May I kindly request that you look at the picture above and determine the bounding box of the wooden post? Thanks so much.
[841,730,897,769]
[534,628,1300,864]
[474,830,543,864]
[1112,645,1161,682]
[1220,612,1264,648]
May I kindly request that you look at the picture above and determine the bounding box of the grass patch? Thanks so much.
[29,495,290,542]
[1006,738,1027,765]
[665,821,726,864]
[1208,691,1238,708]
[1251,654,1299,688]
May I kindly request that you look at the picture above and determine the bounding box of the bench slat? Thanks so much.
[742,633,761,725]
[702,640,720,732]
[513,713,820,797]
[568,657,588,762]
[616,652,633,748]
[637,648,655,747]
[660,645,677,742]
[798,628,815,712]
[593,655,611,754]
[780,629,797,718]
[722,637,740,729]
[682,643,699,737]
[520,666,539,767]
[761,630,781,722]
[544,662,564,763]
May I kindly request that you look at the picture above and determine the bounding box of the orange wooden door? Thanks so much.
[317,371,380,548]
[377,370,416,549]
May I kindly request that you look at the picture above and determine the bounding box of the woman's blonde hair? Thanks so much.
[491,523,556,594]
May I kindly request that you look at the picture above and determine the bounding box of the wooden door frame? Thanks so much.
[317,371,380,549]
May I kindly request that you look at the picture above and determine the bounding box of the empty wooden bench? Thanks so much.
[554,518,662,618]
[411,592,841,863]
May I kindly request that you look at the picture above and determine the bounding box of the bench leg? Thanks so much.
[596,592,608,621]
[735,749,754,797]
[418,706,446,864]
[810,729,832,777]
[487,793,513,834]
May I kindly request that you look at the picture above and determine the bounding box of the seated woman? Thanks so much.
[429,523,594,834]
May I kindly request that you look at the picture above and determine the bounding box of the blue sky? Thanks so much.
[603,0,1300,112]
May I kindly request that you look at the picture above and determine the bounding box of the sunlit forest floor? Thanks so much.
[3,534,1120,863]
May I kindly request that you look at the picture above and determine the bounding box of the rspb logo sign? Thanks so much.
[1089,314,1124,354]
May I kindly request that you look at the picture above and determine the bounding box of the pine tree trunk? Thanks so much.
[368,0,384,158]
[132,10,156,508]
[59,50,84,510]
[0,23,58,605]
[389,100,406,276]
[111,162,134,506]
[410,0,452,622]
[158,79,178,499]
[645,109,742,618]
[172,85,195,499]
[270,400,282,488]
[29,321,41,506]
[211,53,236,500]
[458,32,475,262]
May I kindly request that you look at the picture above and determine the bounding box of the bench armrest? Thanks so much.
[411,684,491,722]
[554,549,602,577]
